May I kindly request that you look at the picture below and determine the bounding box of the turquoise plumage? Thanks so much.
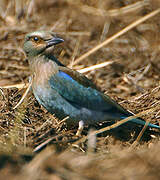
[23,31,160,129]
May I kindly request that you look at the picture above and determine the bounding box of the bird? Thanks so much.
[23,30,160,131]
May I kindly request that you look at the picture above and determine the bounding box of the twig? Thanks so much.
[0,83,29,89]
[13,76,32,109]
[57,31,91,36]
[26,0,35,18]
[24,126,27,148]
[78,61,114,73]
[69,36,82,68]
[0,88,5,100]
[73,8,160,65]
[129,121,150,149]
[80,0,148,17]
[100,21,110,42]
[33,131,78,153]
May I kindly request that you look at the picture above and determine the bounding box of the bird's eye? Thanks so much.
[33,36,39,42]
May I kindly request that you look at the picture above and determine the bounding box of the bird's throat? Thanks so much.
[30,57,58,89]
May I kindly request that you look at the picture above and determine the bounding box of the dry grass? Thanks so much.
[1,0,160,179]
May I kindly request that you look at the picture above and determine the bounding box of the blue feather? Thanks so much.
[120,116,160,129]
[58,71,73,80]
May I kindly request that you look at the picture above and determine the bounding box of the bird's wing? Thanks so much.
[49,66,130,114]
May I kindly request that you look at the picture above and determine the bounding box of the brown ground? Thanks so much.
[1,0,160,179]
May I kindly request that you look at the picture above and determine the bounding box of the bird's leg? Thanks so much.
[87,128,96,153]
[76,120,84,136]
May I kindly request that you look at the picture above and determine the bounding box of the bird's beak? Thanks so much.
[46,37,64,48]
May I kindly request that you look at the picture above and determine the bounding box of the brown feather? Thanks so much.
[59,66,100,90]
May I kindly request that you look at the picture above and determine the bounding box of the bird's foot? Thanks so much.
[76,120,84,136]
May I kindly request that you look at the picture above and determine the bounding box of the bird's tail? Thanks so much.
[131,118,160,129]
[121,112,160,129]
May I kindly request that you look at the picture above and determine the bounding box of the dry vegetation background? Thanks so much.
[1,0,160,179]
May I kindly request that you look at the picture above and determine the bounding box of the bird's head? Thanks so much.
[23,31,64,57]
